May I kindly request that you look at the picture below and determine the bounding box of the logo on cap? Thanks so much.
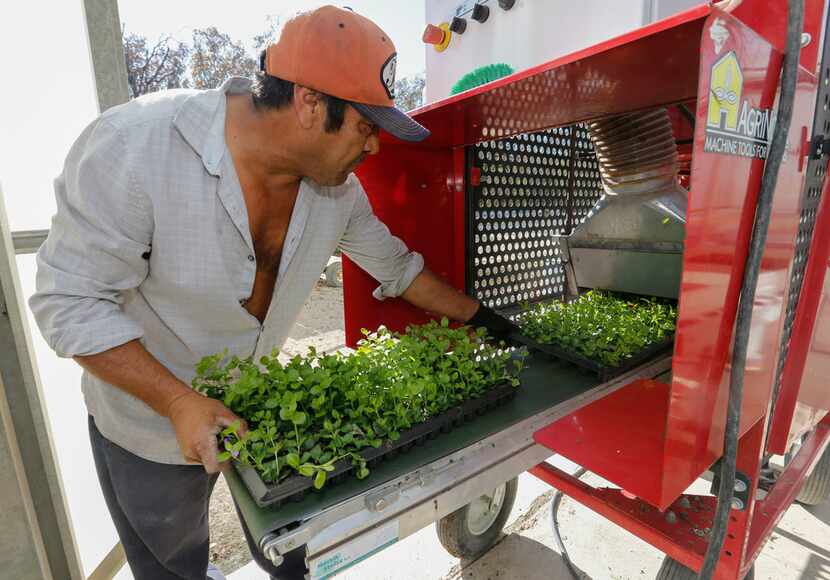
[381,53,397,99]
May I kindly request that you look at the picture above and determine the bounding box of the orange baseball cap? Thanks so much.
[262,5,430,142]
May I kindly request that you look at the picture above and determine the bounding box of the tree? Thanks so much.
[252,15,282,55]
[394,74,426,112]
[190,27,258,90]
[123,31,190,98]
[122,21,429,110]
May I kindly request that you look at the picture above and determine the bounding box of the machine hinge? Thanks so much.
[731,471,752,511]
[809,135,830,159]
[709,465,752,511]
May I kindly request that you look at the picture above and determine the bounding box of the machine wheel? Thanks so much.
[795,442,830,506]
[436,477,518,559]
[656,557,754,580]
[324,260,343,287]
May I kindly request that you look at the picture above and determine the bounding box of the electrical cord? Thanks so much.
[550,467,588,580]
[697,1,804,578]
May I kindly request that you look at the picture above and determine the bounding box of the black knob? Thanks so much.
[472,3,490,23]
[498,0,516,9]
[450,16,467,34]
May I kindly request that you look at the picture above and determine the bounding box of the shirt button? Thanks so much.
[247,254,255,262]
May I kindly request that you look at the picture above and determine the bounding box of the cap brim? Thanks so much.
[351,102,431,142]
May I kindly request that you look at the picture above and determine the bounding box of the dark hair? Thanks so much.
[251,71,347,133]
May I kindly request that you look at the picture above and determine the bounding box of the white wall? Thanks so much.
[424,0,703,102]
[0,1,99,231]
[0,1,128,577]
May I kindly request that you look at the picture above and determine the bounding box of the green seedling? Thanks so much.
[193,319,521,488]
[518,291,677,367]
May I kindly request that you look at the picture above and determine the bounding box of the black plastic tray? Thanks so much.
[519,334,674,381]
[236,382,518,508]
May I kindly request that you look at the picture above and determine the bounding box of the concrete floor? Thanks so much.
[229,462,830,580]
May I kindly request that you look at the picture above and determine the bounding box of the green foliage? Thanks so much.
[518,291,677,367]
[123,31,190,98]
[193,319,521,488]
[450,63,515,95]
[124,19,278,99]
[190,27,257,90]
[395,74,427,112]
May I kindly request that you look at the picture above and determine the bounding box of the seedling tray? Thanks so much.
[522,335,674,382]
[236,382,518,508]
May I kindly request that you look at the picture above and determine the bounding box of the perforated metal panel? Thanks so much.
[771,33,830,410]
[570,124,606,225]
[466,124,603,309]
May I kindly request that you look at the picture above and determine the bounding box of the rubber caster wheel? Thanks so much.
[795,441,830,506]
[324,260,343,287]
[656,557,754,580]
[436,477,518,559]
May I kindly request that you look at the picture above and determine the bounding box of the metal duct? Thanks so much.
[566,107,687,298]
[587,107,687,222]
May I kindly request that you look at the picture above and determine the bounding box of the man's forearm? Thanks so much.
[401,269,479,322]
[74,339,192,417]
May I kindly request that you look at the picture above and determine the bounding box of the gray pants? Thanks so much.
[88,416,306,580]
[89,415,218,579]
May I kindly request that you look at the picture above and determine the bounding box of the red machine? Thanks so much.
[344,1,830,578]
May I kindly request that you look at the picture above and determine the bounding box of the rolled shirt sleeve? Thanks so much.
[29,118,153,358]
[338,180,424,300]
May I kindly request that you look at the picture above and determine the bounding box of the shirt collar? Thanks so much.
[172,77,253,177]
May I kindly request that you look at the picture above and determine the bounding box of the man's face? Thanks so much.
[307,105,380,186]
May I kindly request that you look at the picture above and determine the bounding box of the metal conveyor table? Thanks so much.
[228,351,671,579]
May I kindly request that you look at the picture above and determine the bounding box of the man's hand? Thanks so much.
[466,304,522,344]
[166,391,248,474]
[400,269,480,322]
[74,340,250,473]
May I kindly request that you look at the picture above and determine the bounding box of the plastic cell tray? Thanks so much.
[236,382,519,508]
[523,335,675,381]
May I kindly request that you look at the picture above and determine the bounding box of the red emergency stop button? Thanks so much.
[423,23,452,52]
[423,24,445,45]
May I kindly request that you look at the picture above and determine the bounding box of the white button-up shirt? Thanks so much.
[30,78,423,464]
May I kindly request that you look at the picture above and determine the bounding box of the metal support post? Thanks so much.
[82,0,130,111]
[0,373,53,579]
[0,3,131,578]
[0,185,84,579]
[12,229,49,255]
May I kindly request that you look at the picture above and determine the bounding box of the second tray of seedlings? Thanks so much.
[517,290,678,376]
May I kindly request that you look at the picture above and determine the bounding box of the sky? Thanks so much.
[0,2,427,577]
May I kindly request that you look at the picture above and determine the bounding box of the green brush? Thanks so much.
[450,63,515,95]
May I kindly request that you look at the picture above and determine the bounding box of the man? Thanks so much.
[31,5,517,580]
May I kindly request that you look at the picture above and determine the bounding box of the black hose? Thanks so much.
[697,2,804,579]
[550,467,587,580]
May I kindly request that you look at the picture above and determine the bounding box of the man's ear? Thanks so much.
[293,85,323,130]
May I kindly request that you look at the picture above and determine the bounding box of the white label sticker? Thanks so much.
[308,520,399,579]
